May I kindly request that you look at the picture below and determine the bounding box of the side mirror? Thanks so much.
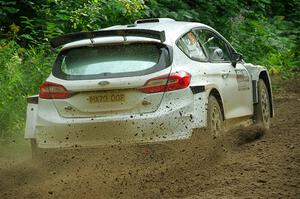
[231,52,243,67]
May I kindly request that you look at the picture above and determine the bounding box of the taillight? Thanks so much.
[141,71,191,93]
[39,82,72,99]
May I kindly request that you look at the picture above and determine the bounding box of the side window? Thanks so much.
[176,32,207,61]
[194,29,231,62]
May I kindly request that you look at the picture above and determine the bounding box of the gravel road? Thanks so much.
[0,76,299,199]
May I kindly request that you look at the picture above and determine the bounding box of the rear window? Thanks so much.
[53,43,170,80]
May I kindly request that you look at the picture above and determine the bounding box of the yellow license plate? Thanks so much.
[88,94,125,104]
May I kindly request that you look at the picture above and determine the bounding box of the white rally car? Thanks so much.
[25,18,273,155]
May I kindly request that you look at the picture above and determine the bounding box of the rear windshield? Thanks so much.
[53,43,170,80]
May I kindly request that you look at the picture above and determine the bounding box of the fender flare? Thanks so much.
[193,84,225,120]
[189,83,225,128]
[205,85,225,120]
[253,69,274,117]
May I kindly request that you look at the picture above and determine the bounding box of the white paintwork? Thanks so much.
[24,18,272,148]
[24,102,38,139]
[172,46,253,119]
[33,88,198,148]
[49,68,172,118]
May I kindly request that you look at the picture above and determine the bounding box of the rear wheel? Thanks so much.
[254,79,271,132]
[207,95,223,137]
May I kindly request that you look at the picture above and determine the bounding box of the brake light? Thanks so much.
[141,71,191,93]
[39,82,72,99]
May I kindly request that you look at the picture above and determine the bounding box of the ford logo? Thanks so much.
[98,81,110,86]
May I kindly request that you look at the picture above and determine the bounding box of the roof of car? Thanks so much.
[105,18,211,42]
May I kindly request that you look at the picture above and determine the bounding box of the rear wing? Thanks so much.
[50,29,166,48]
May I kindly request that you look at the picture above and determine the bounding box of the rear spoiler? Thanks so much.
[50,29,166,48]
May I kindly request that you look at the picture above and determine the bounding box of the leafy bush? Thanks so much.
[228,16,297,74]
[2,0,145,45]
[0,40,53,138]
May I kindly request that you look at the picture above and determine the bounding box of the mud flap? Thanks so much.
[191,90,207,129]
[25,96,38,139]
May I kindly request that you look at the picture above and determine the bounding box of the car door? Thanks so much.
[193,29,252,119]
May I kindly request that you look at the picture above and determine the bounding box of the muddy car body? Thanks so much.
[25,18,273,151]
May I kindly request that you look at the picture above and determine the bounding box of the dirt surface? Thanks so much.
[0,76,299,199]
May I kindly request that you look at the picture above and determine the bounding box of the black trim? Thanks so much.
[50,29,166,48]
[136,18,160,24]
[190,86,205,94]
[27,95,39,104]
[252,80,258,103]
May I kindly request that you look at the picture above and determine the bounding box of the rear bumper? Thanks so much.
[35,110,194,148]
[32,89,205,148]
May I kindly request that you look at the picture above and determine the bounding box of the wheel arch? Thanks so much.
[208,88,225,120]
[258,71,274,117]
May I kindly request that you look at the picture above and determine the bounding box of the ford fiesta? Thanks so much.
[25,18,273,157]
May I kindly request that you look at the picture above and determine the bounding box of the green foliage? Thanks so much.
[2,0,145,45]
[0,1,19,24]
[0,0,299,138]
[228,16,297,74]
[0,41,53,138]
[143,0,299,74]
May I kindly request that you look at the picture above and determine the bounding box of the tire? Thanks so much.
[207,95,223,137]
[254,79,271,132]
